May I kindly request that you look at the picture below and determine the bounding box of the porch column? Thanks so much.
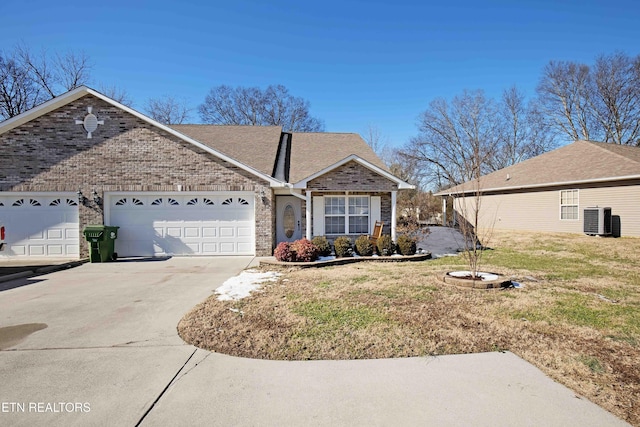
[442,196,447,226]
[391,190,397,241]
[306,191,312,240]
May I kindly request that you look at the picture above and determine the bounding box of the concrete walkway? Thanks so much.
[0,257,630,426]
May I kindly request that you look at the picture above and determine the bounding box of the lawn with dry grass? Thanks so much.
[179,230,640,425]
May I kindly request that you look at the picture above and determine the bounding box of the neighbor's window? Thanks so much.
[324,196,369,234]
[560,189,579,220]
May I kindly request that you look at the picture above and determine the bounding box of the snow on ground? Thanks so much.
[448,271,500,281]
[215,269,281,301]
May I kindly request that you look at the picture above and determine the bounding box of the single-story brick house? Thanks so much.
[435,140,640,237]
[0,86,412,258]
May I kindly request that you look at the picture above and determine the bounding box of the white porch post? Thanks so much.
[442,196,447,226]
[391,191,397,241]
[306,191,312,240]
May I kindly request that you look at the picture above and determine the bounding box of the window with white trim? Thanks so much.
[324,197,345,234]
[560,189,579,220]
[324,196,369,234]
[349,196,369,233]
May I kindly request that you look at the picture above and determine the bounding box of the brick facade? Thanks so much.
[307,161,398,192]
[301,191,392,241]
[0,95,274,257]
[304,162,397,240]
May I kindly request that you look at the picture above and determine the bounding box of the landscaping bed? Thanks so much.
[260,252,432,268]
[179,230,640,426]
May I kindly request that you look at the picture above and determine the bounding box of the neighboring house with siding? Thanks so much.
[0,86,412,259]
[435,140,640,237]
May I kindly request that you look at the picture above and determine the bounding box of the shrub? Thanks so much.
[274,241,295,262]
[311,236,332,257]
[396,234,417,256]
[333,236,353,258]
[354,235,374,256]
[377,234,395,256]
[291,238,319,262]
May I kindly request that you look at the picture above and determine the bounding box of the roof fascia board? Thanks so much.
[0,86,284,187]
[435,174,640,197]
[0,86,89,133]
[293,155,414,189]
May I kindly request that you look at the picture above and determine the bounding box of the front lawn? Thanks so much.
[179,230,640,425]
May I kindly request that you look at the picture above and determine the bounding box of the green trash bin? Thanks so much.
[83,225,119,263]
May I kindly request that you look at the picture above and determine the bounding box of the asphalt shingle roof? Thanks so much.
[288,132,387,183]
[171,125,283,176]
[171,125,387,183]
[437,140,640,195]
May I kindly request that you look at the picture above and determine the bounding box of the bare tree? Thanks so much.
[385,149,438,235]
[145,95,191,124]
[536,60,593,141]
[0,53,39,118]
[536,53,640,145]
[56,51,92,91]
[198,84,324,132]
[590,52,640,144]
[362,124,389,157]
[490,86,556,171]
[402,89,501,188]
[98,85,133,107]
[0,45,92,120]
[454,172,496,280]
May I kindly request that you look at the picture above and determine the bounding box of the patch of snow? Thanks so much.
[318,256,336,261]
[449,271,500,281]
[391,254,404,257]
[433,253,458,259]
[216,269,281,301]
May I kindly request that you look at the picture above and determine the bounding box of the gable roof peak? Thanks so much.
[0,86,284,187]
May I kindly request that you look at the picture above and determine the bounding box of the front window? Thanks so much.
[349,197,369,233]
[560,189,579,220]
[324,196,369,234]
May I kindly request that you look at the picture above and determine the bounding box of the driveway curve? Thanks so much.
[0,257,629,426]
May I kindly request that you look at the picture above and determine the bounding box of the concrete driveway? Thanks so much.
[0,257,252,426]
[0,257,630,426]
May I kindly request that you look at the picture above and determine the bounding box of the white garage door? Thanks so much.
[0,193,80,258]
[106,193,255,257]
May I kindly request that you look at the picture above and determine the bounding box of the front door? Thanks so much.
[276,196,302,243]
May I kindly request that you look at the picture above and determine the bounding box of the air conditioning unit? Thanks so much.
[583,207,612,236]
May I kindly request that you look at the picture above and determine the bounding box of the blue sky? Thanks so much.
[3,0,640,148]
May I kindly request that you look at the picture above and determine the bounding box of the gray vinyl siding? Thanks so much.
[454,182,640,237]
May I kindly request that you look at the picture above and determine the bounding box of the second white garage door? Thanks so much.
[106,193,255,257]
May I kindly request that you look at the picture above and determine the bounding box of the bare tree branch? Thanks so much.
[0,45,94,120]
[145,95,191,124]
[198,84,324,132]
[98,84,133,107]
[536,53,640,145]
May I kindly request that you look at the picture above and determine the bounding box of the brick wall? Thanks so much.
[0,95,274,256]
[307,161,398,192]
